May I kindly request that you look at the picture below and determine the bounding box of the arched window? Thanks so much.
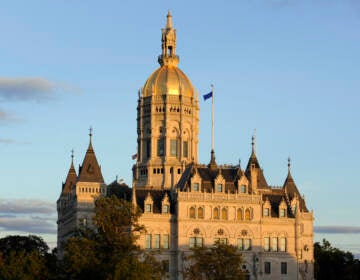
[213,207,220,219]
[221,208,227,220]
[198,207,204,219]
[189,207,196,219]
[245,208,251,220]
[237,208,243,221]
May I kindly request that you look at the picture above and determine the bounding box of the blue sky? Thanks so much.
[0,0,359,255]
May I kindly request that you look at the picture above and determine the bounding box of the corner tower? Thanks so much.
[133,11,199,189]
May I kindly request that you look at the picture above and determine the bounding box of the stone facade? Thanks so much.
[57,11,314,280]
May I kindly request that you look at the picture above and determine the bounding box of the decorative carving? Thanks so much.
[217,228,224,235]
[193,228,200,235]
[241,230,247,236]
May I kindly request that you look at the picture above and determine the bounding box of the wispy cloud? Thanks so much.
[0,77,80,102]
[0,216,56,234]
[0,199,55,215]
[0,138,30,145]
[0,109,20,123]
[0,199,57,234]
[315,226,360,234]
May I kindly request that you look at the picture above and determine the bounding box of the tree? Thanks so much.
[184,241,246,280]
[61,195,164,280]
[0,235,55,280]
[314,239,360,280]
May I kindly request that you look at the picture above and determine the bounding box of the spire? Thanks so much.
[166,10,172,29]
[158,11,179,67]
[251,129,256,156]
[88,126,93,151]
[61,150,77,195]
[78,128,104,183]
[208,149,217,169]
[285,156,294,182]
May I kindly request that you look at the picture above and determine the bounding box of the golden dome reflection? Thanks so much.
[142,65,194,98]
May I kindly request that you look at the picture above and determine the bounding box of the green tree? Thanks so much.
[184,241,246,280]
[314,239,360,280]
[62,195,163,280]
[0,235,55,280]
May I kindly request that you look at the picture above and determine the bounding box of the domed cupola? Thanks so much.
[142,11,195,98]
[133,11,199,190]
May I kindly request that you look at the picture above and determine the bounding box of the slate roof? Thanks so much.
[135,189,174,214]
[283,171,308,212]
[61,159,77,196]
[78,140,104,183]
[176,151,309,214]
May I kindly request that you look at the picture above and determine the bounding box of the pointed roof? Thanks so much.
[61,151,77,195]
[78,129,105,183]
[245,135,269,189]
[283,158,308,212]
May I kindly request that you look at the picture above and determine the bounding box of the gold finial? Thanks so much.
[166,10,172,29]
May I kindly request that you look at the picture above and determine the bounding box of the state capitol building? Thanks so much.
[57,12,314,280]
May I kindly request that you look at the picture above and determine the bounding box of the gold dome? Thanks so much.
[142,65,194,97]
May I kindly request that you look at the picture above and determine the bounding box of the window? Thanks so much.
[217,184,223,192]
[271,237,278,252]
[221,208,227,220]
[238,238,251,251]
[240,185,246,193]
[157,138,164,156]
[245,208,251,220]
[237,208,243,220]
[264,237,270,251]
[264,262,271,274]
[183,141,188,157]
[145,204,152,213]
[214,238,227,245]
[213,207,220,219]
[198,207,204,219]
[281,262,287,274]
[146,140,151,158]
[189,237,203,248]
[193,183,199,192]
[280,237,287,252]
[162,234,169,249]
[237,238,243,250]
[170,139,178,156]
[280,208,286,217]
[153,234,160,249]
[189,207,196,219]
[162,204,169,213]
[145,234,151,249]
[264,208,270,217]
[244,239,251,251]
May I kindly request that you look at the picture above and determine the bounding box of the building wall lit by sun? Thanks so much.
[57,11,314,280]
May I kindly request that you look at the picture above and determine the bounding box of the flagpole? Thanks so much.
[211,84,214,152]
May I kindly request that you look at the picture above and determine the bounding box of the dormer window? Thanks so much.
[162,204,169,213]
[240,185,246,193]
[264,208,270,217]
[279,208,286,218]
[145,204,152,213]
[193,183,199,192]
[217,184,223,192]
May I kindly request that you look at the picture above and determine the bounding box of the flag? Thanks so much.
[132,153,137,160]
[203,91,213,101]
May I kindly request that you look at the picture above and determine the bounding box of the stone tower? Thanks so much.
[133,11,199,189]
